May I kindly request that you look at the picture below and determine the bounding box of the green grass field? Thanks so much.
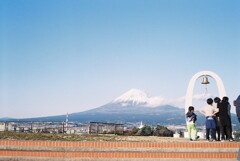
[0,131,123,141]
[0,131,183,142]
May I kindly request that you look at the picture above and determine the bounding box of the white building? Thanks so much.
[0,122,6,131]
[184,131,205,139]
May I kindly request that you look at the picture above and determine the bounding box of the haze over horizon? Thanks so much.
[1,0,240,118]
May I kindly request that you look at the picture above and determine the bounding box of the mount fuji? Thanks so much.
[113,89,165,107]
[80,89,182,115]
[2,88,238,125]
[113,89,150,106]
[4,89,190,125]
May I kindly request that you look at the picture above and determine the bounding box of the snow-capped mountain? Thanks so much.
[5,88,237,126]
[4,89,188,124]
[113,88,165,107]
[77,89,183,120]
[113,89,149,106]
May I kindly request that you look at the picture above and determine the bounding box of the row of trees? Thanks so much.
[124,125,173,137]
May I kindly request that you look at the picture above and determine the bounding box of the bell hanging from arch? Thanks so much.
[201,76,210,84]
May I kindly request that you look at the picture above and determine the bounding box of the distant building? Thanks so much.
[184,131,205,139]
[0,122,6,131]
[0,121,125,135]
[89,122,124,135]
[0,122,14,131]
[139,121,144,129]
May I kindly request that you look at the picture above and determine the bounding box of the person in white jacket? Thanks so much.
[200,98,219,141]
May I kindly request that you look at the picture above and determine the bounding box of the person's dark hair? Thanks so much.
[222,96,229,102]
[188,106,194,112]
[214,97,221,103]
[207,98,213,105]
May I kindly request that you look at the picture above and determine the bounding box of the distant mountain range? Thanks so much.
[1,89,238,126]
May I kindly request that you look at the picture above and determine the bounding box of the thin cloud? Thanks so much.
[149,93,214,107]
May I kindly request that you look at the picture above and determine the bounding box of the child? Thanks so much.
[186,106,199,141]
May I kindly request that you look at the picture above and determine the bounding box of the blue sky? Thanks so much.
[1,0,240,118]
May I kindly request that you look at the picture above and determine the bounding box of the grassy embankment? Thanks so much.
[0,131,181,142]
[0,131,121,141]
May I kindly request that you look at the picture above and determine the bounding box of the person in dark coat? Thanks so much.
[218,96,233,141]
[234,95,240,122]
[214,97,221,141]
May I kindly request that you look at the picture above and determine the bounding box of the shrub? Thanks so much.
[153,125,173,137]
[136,125,152,136]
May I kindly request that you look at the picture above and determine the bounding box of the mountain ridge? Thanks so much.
[0,89,238,126]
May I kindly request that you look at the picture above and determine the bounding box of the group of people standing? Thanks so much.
[186,95,240,142]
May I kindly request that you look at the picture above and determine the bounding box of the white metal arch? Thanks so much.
[185,70,226,114]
